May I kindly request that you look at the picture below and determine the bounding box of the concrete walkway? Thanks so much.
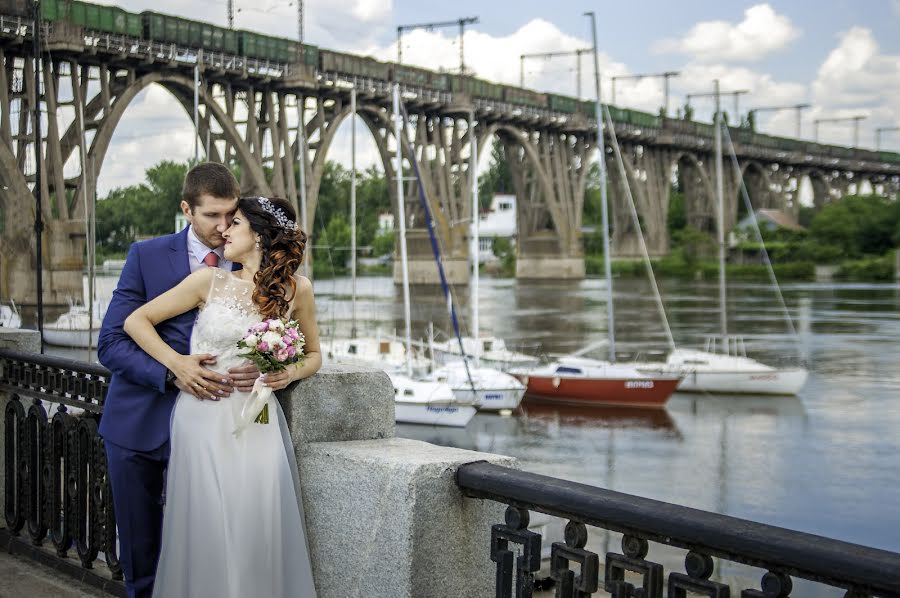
[0,550,109,598]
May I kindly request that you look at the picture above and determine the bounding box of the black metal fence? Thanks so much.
[0,348,124,597]
[457,461,900,598]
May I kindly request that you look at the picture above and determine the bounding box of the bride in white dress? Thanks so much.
[124,196,320,597]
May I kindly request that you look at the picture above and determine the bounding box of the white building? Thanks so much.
[477,194,517,263]
[377,212,394,233]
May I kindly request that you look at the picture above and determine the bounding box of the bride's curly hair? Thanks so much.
[237,196,307,319]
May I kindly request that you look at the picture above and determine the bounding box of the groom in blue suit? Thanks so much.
[98,162,256,598]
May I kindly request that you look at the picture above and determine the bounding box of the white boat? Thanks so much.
[423,362,525,411]
[0,302,21,328]
[431,336,540,370]
[389,373,476,427]
[638,346,808,396]
[328,336,431,376]
[43,302,105,348]
[640,91,806,397]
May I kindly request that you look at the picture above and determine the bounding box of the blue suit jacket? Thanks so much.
[98,227,234,452]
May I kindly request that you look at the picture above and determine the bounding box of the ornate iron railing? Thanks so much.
[457,461,900,598]
[0,348,124,597]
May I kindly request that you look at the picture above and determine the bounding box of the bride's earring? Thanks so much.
[255,237,261,249]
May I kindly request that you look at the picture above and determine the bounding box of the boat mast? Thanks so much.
[586,11,615,363]
[350,85,357,339]
[393,84,414,377]
[714,80,728,348]
[469,109,480,368]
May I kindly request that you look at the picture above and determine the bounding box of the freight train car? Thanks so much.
[502,85,547,109]
[0,0,32,18]
[392,63,450,92]
[450,75,503,101]
[319,49,391,80]
[143,11,238,54]
[548,93,579,114]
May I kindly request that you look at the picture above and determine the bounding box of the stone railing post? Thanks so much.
[0,329,42,527]
[278,363,514,598]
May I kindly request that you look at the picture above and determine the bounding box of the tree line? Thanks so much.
[94,149,900,279]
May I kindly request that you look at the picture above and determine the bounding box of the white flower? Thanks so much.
[268,319,285,331]
[242,333,259,347]
[237,344,254,355]
[261,330,284,350]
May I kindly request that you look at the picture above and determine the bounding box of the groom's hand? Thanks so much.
[172,354,232,401]
[228,362,260,393]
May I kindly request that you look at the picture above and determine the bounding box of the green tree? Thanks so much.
[316,214,352,275]
[95,160,189,253]
[371,230,395,257]
[478,140,513,212]
[808,195,899,258]
[667,189,686,234]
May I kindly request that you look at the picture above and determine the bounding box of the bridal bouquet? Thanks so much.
[234,318,305,433]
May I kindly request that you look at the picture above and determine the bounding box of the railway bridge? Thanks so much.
[1,9,899,303]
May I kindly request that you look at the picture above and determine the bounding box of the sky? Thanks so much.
[89,0,900,195]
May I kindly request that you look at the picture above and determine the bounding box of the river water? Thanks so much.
[45,273,900,594]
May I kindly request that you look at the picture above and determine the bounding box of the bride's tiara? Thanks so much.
[253,197,299,232]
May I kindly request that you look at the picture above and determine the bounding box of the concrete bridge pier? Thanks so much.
[2,219,85,305]
[515,231,585,279]
[608,145,674,257]
[393,228,470,285]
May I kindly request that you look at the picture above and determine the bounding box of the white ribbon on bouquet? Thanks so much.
[233,377,271,435]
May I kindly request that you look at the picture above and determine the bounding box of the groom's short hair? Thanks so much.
[182,162,241,211]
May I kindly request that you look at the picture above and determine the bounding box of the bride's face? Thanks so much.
[222,210,260,263]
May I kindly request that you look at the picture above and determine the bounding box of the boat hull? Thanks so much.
[515,374,679,408]
[43,328,100,348]
[394,402,476,427]
[668,368,809,395]
[433,349,539,371]
[451,387,525,411]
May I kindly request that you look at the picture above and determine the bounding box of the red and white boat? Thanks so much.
[510,356,681,409]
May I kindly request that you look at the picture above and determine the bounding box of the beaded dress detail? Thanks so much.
[152,268,317,598]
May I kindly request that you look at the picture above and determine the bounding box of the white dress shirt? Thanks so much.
[187,225,233,274]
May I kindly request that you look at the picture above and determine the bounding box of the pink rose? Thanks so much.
[286,346,297,358]
[257,341,269,352]
[274,348,290,362]
[282,335,292,346]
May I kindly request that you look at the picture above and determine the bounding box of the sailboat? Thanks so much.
[328,336,432,376]
[636,82,808,396]
[43,299,105,348]
[510,44,681,409]
[430,335,540,370]
[328,85,474,427]
[44,110,103,351]
[400,104,525,413]
[0,301,21,328]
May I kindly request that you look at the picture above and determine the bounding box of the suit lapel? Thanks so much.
[169,227,192,283]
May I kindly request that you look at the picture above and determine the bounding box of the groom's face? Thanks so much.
[183,194,239,249]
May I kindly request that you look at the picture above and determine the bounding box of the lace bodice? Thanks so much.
[191,269,262,373]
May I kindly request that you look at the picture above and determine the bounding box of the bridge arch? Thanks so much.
[671,150,716,235]
[737,160,778,215]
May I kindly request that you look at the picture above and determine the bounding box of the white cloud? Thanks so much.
[96,85,196,195]
[89,0,392,50]
[669,62,806,123]
[368,18,626,100]
[893,0,900,16]
[810,27,900,147]
[656,4,800,63]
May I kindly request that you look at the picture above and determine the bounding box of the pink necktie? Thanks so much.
[203,251,219,268]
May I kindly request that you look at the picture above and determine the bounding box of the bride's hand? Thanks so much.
[259,364,297,391]
[170,354,232,401]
